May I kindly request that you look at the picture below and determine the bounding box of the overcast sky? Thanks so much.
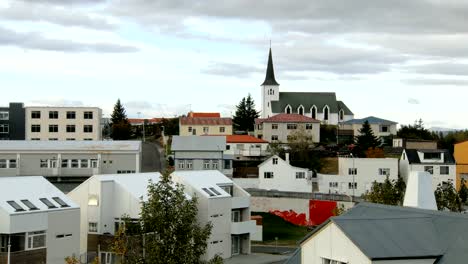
[1,0,467,129]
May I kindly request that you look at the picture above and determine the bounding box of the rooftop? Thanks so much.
[0,140,142,152]
[97,172,162,201]
[255,113,320,124]
[180,116,232,126]
[171,136,226,152]
[187,112,221,118]
[128,118,162,124]
[404,149,455,164]
[226,135,268,144]
[0,176,78,215]
[341,116,397,125]
[171,170,233,199]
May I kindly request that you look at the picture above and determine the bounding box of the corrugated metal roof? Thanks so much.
[171,136,226,151]
[171,170,233,199]
[0,140,141,152]
[341,116,397,125]
[271,92,353,115]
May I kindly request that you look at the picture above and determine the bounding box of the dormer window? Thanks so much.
[339,109,344,121]
[323,105,329,121]
[285,105,292,114]
[311,106,317,119]
[424,152,441,160]
[298,105,304,115]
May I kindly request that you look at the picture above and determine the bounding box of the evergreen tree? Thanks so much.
[354,121,381,157]
[397,118,435,140]
[232,94,260,132]
[110,99,131,140]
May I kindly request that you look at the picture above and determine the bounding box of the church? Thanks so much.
[260,48,354,125]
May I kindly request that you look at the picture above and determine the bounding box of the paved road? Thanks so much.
[141,141,165,172]
[225,253,289,264]
[252,245,297,255]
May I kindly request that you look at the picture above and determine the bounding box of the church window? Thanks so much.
[339,109,344,121]
[311,106,317,119]
[323,106,329,121]
[298,105,304,115]
[285,105,292,114]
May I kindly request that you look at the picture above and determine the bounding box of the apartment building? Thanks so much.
[172,170,256,259]
[224,135,269,161]
[254,113,320,143]
[0,102,25,140]
[172,136,233,176]
[179,114,233,136]
[0,176,80,264]
[25,107,102,141]
[0,140,141,179]
[339,116,397,140]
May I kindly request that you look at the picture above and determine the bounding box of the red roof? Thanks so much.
[226,135,268,144]
[255,113,320,124]
[128,118,163,124]
[188,112,221,118]
[180,117,232,126]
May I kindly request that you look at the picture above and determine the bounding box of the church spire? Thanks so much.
[261,48,279,86]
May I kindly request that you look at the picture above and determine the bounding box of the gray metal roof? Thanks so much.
[171,136,226,152]
[341,116,397,125]
[298,203,468,263]
[271,92,353,115]
[0,140,141,152]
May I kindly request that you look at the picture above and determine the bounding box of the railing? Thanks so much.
[231,220,257,235]
[245,188,363,202]
[234,149,269,157]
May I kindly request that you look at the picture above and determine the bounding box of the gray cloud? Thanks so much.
[0,26,139,53]
[28,99,84,107]
[403,78,468,86]
[405,62,468,76]
[201,62,262,78]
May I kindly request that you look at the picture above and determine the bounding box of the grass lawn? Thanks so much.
[252,212,312,246]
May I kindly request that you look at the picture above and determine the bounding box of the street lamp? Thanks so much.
[137,112,146,142]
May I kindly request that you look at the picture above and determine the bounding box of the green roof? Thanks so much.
[271,92,353,115]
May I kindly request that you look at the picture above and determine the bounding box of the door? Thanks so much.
[231,235,240,255]
[192,129,196,135]
[100,252,114,264]
[232,210,241,222]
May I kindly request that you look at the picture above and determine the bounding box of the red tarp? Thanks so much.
[268,200,337,227]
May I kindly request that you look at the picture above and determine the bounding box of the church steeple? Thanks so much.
[261,48,279,86]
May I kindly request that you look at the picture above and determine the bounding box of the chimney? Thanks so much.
[403,171,437,210]
[285,153,290,164]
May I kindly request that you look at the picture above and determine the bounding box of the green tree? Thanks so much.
[287,126,323,172]
[320,124,338,144]
[232,94,260,132]
[435,182,462,212]
[459,179,468,204]
[112,170,219,264]
[364,177,406,205]
[354,121,381,157]
[110,99,131,140]
[160,118,179,136]
[397,119,435,140]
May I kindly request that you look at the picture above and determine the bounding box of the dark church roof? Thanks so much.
[261,48,279,86]
[271,92,353,115]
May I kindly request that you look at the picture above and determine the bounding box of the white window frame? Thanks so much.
[0,111,9,120]
[219,127,225,133]
[323,105,330,121]
[287,124,297,130]
[31,124,41,133]
[186,160,193,169]
[203,127,209,133]
[310,105,317,119]
[91,159,98,168]
[84,111,94,119]
[424,166,434,175]
[296,171,306,179]
[264,172,274,178]
[212,160,219,169]
[203,160,210,169]
[339,109,344,121]
[271,135,278,141]
[378,168,390,176]
[306,123,313,130]
[297,105,304,115]
[272,158,278,165]
[89,222,98,233]
[26,231,46,250]
[348,182,357,189]
[272,124,278,130]
[285,105,292,114]
[348,168,357,175]
[0,159,6,169]
[0,124,9,134]
[178,160,185,169]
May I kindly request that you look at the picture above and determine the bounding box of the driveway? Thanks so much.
[141,141,165,172]
[225,253,289,264]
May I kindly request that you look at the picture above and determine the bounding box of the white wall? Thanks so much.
[47,209,80,264]
[258,156,312,192]
[233,178,259,189]
[301,222,371,264]
[409,164,456,191]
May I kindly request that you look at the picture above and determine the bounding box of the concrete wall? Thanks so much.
[46,209,80,264]
[179,124,233,136]
[25,107,102,140]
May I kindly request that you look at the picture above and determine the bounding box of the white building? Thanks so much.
[172,170,256,259]
[260,48,354,124]
[25,106,102,141]
[224,135,269,160]
[288,202,468,264]
[0,140,142,179]
[0,176,80,264]
[339,116,398,138]
[399,149,456,190]
[254,113,321,143]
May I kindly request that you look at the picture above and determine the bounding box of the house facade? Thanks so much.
[179,116,233,136]
[453,141,468,190]
[0,141,141,179]
[260,48,354,124]
[172,170,256,259]
[0,176,80,264]
[224,135,269,160]
[0,102,25,140]
[400,149,456,190]
[254,113,320,143]
[25,106,102,141]
[339,116,397,138]
[172,136,233,176]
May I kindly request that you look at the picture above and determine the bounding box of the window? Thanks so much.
[50,159,57,168]
[203,127,209,133]
[272,124,278,130]
[66,138,75,141]
[186,160,193,169]
[21,200,39,211]
[31,111,41,119]
[0,111,9,120]
[89,222,98,233]
[264,172,274,178]
[66,125,76,133]
[40,159,48,168]
[339,109,344,121]
[219,127,225,133]
[71,159,79,168]
[56,234,72,239]
[26,231,46,250]
[287,124,297,130]
[84,125,93,133]
[212,160,218,169]
[39,198,57,209]
[49,138,58,141]
[424,166,434,174]
[66,111,76,119]
[311,106,317,119]
[272,158,278,165]
[271,135,278,141]
[178,160,185,169]
[424,152,441,160]
[52,197,70,207]
[306,124,313,130]
[321,258,346,264]
[379,168,390,176]
[84,111,93,119]
[219,185,233,196]
[0,159,5,168]
[298,106,304,115]
[329,182,338,188]
[7,201,25,212]
[203,160,210,169]
[49,125,58,133]
[202,188,215,197]
[209,187,221,195]
[380,125,389,132]
[0,124,8,134]
[296,172,305,179]
[232,210,241,222]
[348,182,357,189]
[49,111,58,119]
[285,105,292,114]
[80,159,89,168]
[9,159,16,168]
[61,159,69,168]
[84,138,93,141]
[323,106,329,121]
[348,168,357,175]
[440,166,449,175]
[188,127,192,132]
[226,145,231,150]
[31,124,41,133]
[31,138,40,140]
[91,159,98,168]
[224,159,231,169]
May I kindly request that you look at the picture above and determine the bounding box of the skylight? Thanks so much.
[40,198,57,209]
[209,187,222,196]
[52,197,70,208]
[21,199,39,211]
[202,188,215,197]
[7,200,25,212]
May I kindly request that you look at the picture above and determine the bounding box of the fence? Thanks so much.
[245,188,364,203]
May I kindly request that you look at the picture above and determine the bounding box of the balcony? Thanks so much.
[231,220,256,235]
[231,196,249,209]
[235,149,268,157]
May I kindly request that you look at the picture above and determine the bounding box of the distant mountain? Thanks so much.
[429,127,461,136]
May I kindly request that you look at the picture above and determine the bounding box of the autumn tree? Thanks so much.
[397,119,435,140]
[459,179,468,204]
[364,177,406,205]
[435,182,462,212]
[354,121,381,157]
[232,94,260,132]
[286,126,322,172]
[110,99,131,140]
